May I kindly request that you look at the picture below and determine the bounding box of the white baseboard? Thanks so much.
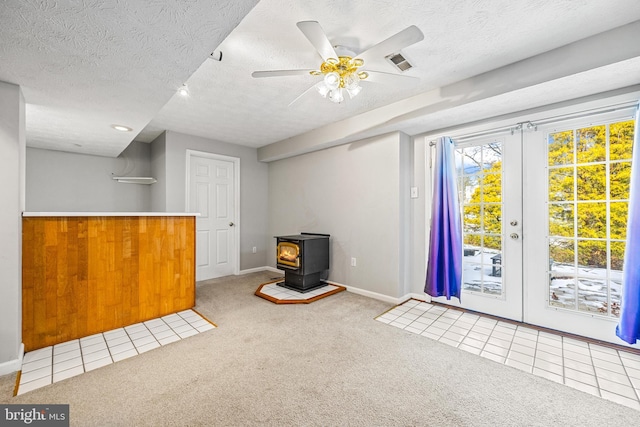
[404,292,431,303]
[327,282,432,306]
[0,343,24,376]
[327,281,402,305]
[238,266,282,275]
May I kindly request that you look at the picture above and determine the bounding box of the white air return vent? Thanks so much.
[385,52,413,72]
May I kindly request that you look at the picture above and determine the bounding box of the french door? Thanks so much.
[431,132,524,321]
[524,111,637,346]
[430,107,638,347]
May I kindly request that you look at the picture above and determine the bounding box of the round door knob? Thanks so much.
[229,222,235,227]
[510,220,518,226]
[510,233,519,240]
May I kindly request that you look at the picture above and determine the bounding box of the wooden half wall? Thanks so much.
[22,215,196,351]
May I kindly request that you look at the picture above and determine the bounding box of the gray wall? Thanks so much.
[150,132,167,212]
[410,138,428,295]
[268,132,410,298]
[26,141,152,212]
[155,130,269,271]
[0,81,25,370]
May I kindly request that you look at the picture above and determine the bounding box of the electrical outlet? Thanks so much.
[252,246,257,254]
[351,257,357,267]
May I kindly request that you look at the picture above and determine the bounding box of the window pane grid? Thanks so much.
[547,120,634,318]
[458,143,504,297]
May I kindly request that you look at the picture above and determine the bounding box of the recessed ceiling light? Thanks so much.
[111,124,132,132]
[178,84,189,97]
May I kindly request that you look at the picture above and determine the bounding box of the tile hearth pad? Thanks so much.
[255,280,345,304]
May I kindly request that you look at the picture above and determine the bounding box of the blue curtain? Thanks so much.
[617,106,640,345]
[425,137,462,300]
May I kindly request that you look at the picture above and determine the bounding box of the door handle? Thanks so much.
[510,233,519,240]
[229,222,235,227]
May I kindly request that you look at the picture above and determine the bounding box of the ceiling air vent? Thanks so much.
[385,52,413,72]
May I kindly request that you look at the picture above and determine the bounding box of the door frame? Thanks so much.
[427,131,524,321]
[420,93,639,345]
[185,149,241,278]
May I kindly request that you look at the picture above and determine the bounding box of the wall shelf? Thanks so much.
[112,176,157,184]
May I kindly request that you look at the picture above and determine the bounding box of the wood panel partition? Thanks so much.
[22,215,196,351]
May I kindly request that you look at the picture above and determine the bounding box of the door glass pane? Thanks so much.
[548,203,574,237]
[546,119,634,318]
[610,240,625,318]
[610,162,631,200]
[610,205,628,239]
[483,173,502,202]
[548,131,574,166]
[549,168,574,202]
[549,238,576,310]
[609,120,634,161]
[463,205,480,233]
[483,205,501,234]
[458,141,504,297]
[576,125,606,163]
[576,203,606,238]
[576,165,606,200]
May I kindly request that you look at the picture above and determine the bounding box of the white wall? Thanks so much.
[26,141,152,212]
[268,132,411,298]
[0,81,25,373]
[157,130,269,271]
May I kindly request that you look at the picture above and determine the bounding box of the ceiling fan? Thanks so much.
[251,21,424,105]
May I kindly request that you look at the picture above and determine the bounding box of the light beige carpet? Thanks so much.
[1,271,638,426]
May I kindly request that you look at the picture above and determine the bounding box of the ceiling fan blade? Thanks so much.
[252,69,315,78]
[356,25,424,65]
[296,21,338,61]
[362,70,419,85]
[288,82,320,107]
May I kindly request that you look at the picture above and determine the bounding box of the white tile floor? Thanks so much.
[376,299,640,411]
[258,282,342,301]
[18,309,215,396]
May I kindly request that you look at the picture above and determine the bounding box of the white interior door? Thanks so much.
[188,152,238,281]
[523,110,638,347]
[432,133,523,321]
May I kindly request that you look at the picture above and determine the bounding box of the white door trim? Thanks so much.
[185,149,240,277]
[426,132,524,321]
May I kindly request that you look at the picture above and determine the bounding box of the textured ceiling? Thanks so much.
[1,0,640,157]
[0,0,258,156]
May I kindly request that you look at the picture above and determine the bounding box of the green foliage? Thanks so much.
[460,119,634,270]
[462,154,502,250]
[547,120,634,269]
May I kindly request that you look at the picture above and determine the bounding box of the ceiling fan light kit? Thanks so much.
[251,21,424,105]
[312,56,367,103]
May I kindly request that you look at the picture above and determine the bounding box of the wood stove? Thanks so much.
[275,233,329,292]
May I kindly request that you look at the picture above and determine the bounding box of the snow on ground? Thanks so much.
[463,246,621,317]
[462,247,502,295]
[550,262,621,316]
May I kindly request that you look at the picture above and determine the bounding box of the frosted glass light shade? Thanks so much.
[324,72,340,90]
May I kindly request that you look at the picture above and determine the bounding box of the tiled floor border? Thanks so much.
[427,300,640,356]
[376,299,640,411]
[16,309,216,396]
